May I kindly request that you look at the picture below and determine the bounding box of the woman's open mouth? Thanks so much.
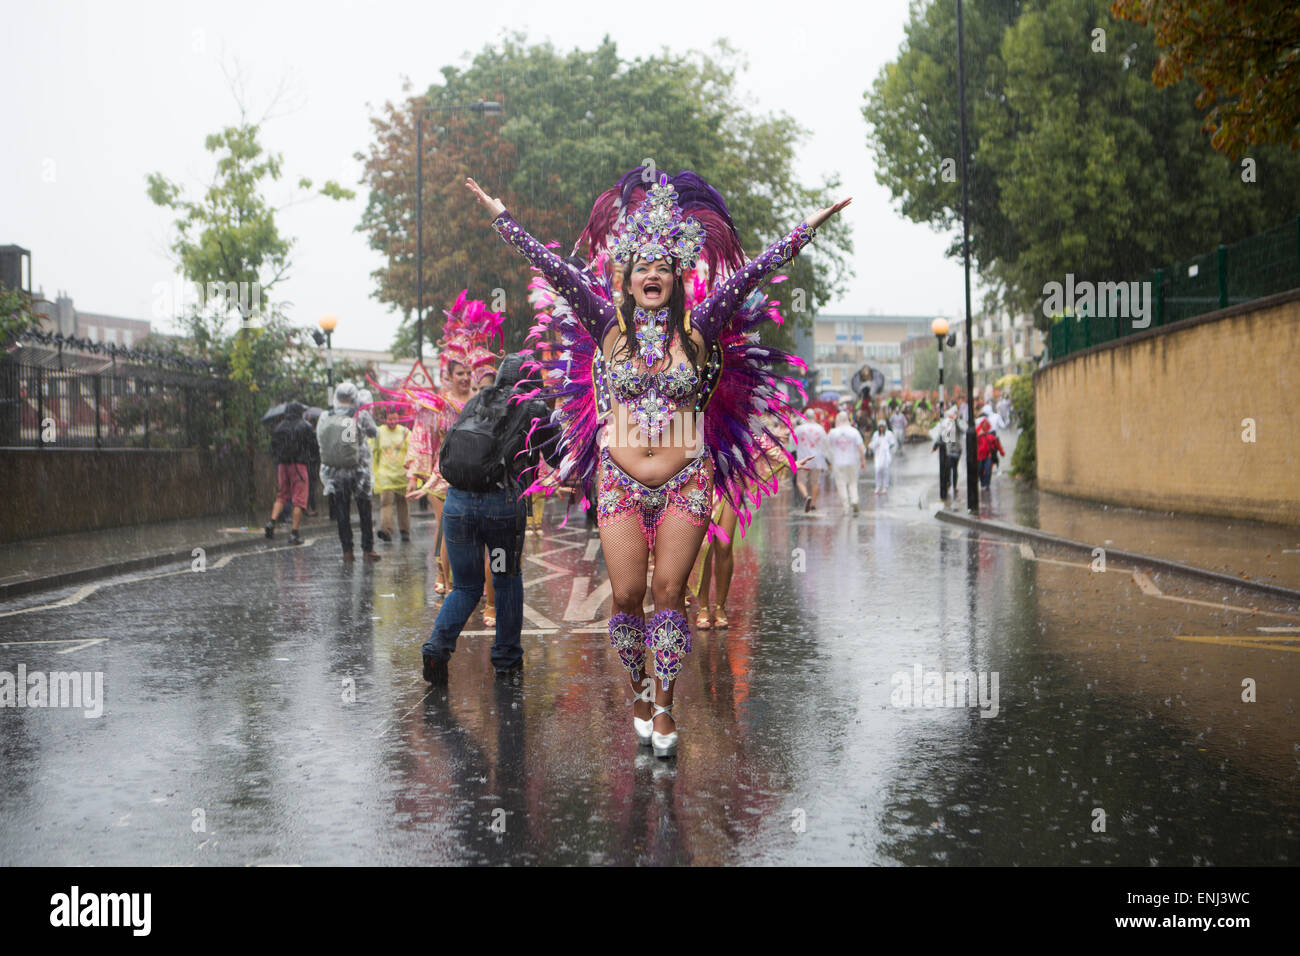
[643,282,662,297]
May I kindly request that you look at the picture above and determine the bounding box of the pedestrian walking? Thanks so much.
[794,413,828,512]
[869,420,899,495]
[889,407,907,455]
[932,404,966,501]
[372,405,411,543]
[996,394,1012,431]
[420,353,559,683]
[265,401,314,545]
[827,410,867,513]
[976,414,1007,490]
[317,382,380,563]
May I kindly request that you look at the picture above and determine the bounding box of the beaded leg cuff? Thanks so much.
[648,609,691,691]
[608,612,647,679]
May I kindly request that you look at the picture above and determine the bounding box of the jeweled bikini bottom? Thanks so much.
[596,448,713,548]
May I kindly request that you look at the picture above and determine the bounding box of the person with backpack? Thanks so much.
[317,382,380,562]
[421,353,560,683]
[265,401,315,545]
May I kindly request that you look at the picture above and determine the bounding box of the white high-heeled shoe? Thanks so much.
[633,678,654,747]
[651,702,677,758]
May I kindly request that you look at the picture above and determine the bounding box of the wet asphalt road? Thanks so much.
[2,449,1297,865]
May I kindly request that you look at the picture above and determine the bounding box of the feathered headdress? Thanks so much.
[439,289,505,384]
[575,167,745,290]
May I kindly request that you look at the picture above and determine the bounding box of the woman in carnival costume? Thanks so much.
[394,292,503,604]
[467,168,849,757]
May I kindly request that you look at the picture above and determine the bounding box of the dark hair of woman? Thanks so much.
[611,257,701,380]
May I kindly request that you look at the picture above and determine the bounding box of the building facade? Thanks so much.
[32,291,152,347]
[969,310,1045,387]
[796,313,949,396]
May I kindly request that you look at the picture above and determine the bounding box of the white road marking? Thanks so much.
[0,538,322,617]
[522,603,559,629]
[583,538,602,562]
[0,584,102,618]
[1131,569,1163,596]
[536,541,584,554]
[0,637,108,652]
[564,575,611,621]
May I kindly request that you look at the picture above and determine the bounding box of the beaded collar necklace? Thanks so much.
[632,307,669,365]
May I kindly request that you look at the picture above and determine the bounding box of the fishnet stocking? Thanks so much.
[600,515,653,720]
[599,514,649,615]
[648,511,708,735]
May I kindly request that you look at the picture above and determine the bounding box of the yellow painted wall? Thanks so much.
[1035,293,1300,525]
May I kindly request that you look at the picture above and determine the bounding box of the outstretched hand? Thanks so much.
[807,197,852,231]
[465,177,505,218]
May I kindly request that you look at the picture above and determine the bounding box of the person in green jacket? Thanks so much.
[373,405,411,543]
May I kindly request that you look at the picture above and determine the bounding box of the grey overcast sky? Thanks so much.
[2,0,969,350]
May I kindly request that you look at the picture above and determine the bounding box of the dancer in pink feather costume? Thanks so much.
[467,168,849,757]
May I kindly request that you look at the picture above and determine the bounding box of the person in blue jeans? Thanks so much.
[422,354,558,682]
[422,488,526,676]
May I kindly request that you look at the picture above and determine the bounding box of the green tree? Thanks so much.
[910,342,967,392]
[1006,373,1035,479]
[358,36,852,357]
[0,287,37,347]
[148,113,354,512]
[864,0,1300,324]
[1112,0,1300,159]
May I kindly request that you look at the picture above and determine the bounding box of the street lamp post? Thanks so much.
[931,317,950,406]
[931,317,950,499]
[956,0,979,513]
[414,99,503,364]
[319,314,337,405]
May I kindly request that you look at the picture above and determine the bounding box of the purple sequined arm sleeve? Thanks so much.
[693,222,816,340]
[492,210,615,336]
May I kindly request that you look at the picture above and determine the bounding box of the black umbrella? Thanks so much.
[261,401,315,425]
[260,403,290,424]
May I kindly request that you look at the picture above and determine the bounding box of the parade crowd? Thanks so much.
[255,164,1019,762]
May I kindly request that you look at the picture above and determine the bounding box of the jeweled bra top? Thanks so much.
[599,307,712,442]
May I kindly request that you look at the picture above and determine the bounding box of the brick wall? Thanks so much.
[1035,290,1300,525]
[0,448,281,542]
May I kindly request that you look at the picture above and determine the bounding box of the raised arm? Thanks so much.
[693,197,851,339]
[466,178,615,336]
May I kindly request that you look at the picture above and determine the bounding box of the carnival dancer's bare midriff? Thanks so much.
[601,323,706,487]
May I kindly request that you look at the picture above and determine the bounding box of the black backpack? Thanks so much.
[438,385,546,494]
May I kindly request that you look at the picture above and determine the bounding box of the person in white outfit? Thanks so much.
[996,395,1012,430]
[980,402,1007,430]
[793,413,828,512]
[826,411,867,515]
[869,420,899,495]
[889,407,907,455]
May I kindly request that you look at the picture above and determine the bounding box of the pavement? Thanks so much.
[929,429,1300,599]
[0,505,435,601]
[2,445,1297,865]
[8,427,1294,603]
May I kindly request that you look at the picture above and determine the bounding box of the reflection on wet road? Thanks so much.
[2,453,1297,865]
